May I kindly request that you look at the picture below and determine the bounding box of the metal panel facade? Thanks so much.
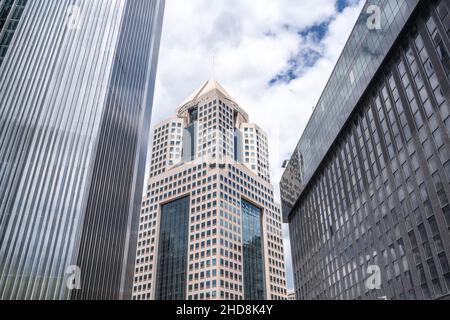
[0,0,28,67]
[0,0,164,300]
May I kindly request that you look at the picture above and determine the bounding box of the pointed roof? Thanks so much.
[177,79,249,122]
[178,79,238,109]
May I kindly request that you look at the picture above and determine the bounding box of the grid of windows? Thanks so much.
[150,119,183,177]
[197,99,235,160]
[133,81,287,300]
[288,0,450,300]
[281,0,421,222]
[133,159,287,300]
[242,124,271,182]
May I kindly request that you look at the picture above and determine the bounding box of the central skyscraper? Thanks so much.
[133,80,287,300]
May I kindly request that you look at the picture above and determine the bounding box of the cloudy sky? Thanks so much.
[148,0,366,290]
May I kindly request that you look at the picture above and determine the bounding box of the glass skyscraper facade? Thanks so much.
[0,0,28,66]
[241,200,265,300]
[155,196,190,300]
[281,0,450,300]
[0,0,165,300]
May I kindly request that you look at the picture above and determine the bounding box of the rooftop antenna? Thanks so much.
[209,51,216,81]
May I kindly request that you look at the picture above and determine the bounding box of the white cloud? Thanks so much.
[148,0,365,291]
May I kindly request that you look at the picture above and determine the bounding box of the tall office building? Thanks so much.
[0,0,165,300]
[281,0,450,300]
[0,0,28,67]
[133,80,287,300]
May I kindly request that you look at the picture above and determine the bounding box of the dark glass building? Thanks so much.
[241,200,265,300]
[281,0,450,300]
[155,196,191,300]
[0,0,165,300]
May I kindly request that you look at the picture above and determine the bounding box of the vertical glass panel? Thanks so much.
[155,196,190,300]
[241,199,265,300]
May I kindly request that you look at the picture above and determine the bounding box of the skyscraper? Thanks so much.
[281,0,450,300]
[0,0,28,67]
[133,80,287,300]
[0,0,165,300]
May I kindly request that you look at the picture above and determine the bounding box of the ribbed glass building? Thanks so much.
[0,0,165,300]
[281,0,450,300]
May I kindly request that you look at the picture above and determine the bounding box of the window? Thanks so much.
[155,196,190,300]
[443,205,450,227]
[439,253,450,274]
[241,199,265,300]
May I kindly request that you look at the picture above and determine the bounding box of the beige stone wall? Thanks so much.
[132,82,287,300]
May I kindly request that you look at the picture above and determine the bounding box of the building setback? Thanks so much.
[0,0,165,300]
[281,0,450,300]
[133,80,287,300]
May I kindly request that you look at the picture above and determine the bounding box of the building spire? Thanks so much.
[209,51,216,81]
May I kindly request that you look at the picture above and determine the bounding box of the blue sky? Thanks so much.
[147,0,365,290]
